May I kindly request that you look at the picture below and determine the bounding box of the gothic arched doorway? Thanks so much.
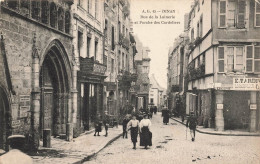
[0,86,11,150]
[40,44,70,136]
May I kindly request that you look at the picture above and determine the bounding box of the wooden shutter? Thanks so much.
[254,46,260,72]
[218,47,225,72]
[219,1,226,27]
[237,0,246,28]
[246,45,253,72]
[256,2,260,27]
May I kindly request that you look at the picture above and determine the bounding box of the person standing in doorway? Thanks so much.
[139,114,152,149]
[127,115,139,149]
[186,112,198,141]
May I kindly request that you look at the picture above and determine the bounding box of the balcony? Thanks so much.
[187,63,205,81]
[119,33,130,49]
[79,57,107,80]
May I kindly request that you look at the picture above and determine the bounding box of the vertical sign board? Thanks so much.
[19,95,30,118]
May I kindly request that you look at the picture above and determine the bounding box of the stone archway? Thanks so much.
[39,44,71,137]
[0,86,11,150]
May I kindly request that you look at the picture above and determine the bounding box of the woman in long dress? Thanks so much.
[127,115,139,149]
[139,114,152,149]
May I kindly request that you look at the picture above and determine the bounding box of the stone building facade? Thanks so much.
[0,0,74,150]
[134,35,151,110]
[72,0,106,135]
[149,74,165,111]
[168,0,260,132]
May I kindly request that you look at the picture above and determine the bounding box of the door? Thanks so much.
[42,88,53,134]
[0,90,6,149]
[0,87,9,150]
[40,62,54,135]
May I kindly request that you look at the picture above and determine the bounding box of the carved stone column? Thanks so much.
[31,34,40,150]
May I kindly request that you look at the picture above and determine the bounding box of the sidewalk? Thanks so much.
[171,117,260,136]
[30,126,123,164]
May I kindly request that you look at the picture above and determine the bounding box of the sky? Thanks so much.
[130,0,193,88]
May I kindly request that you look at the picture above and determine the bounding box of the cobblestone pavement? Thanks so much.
[88,113,260,164]
[30,126,122,164]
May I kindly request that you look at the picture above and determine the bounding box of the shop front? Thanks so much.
[77,57,106,133]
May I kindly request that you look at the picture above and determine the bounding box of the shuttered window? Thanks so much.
[237,0,246,29]
[220,0,247,29]
[218,47,225,72]
[219,1,226,27]
[246,46,260,73]
[255,2,260,27]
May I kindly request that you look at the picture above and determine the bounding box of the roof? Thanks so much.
[149,74,165,92]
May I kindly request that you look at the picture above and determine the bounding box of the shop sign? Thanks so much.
[20,106,30,118]
[250,104,257,110]
[11,120,21,128]
[217,104,223,109]
[93,63,106,74]
[19,95,30,118]
[233,78,260,91]
[216,87,231,90]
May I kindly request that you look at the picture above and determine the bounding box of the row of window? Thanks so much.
[78,0,99,19]
[219,1,260,28]
[218,45,260,73]
[77,31,99,60]
[117,51,130,72]
[3,0,71,34]
[190,15,203,41]
[104,19,129,51]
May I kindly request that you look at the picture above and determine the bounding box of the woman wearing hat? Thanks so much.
[127,115,139,149]
[139,114,152,149]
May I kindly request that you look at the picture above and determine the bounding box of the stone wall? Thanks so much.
[0,8,73,135]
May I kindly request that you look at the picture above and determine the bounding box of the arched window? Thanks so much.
[20,0,29,15]
[7,0,18,10]
[65,11,70,34]
[41,1,49,24]
[50,3,57,28]
[58,8,64,31]
[31,1,41,20]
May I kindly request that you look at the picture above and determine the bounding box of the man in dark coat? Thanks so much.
[94,118,102,136]
[163,108,170,125]
[122,117,129,139]
[186,112,198,141]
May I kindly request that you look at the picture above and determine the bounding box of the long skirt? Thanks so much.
[140,126,152,146]
[163,115,169,123]
[130,127,138,143]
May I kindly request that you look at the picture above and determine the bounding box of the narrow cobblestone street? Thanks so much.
[87,113,260,164]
